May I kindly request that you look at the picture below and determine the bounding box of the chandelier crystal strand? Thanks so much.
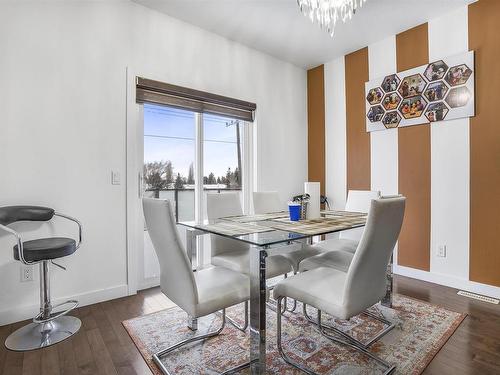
[297,0,367,36]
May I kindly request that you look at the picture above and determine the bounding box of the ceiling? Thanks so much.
[133,0,475,69]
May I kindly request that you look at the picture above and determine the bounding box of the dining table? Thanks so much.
[178,209,393,374]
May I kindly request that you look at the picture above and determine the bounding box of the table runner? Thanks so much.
[196,211,367,237]
[221,211,289,223]
[266,216,366,236]
[198,221,272,236]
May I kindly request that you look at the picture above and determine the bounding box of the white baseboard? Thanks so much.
[138,276,160,291]
[394,265,500,299]
[0,284,129,326]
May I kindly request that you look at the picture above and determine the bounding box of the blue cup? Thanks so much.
[288,203,301,221]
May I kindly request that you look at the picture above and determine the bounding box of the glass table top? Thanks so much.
[178,210,367,247]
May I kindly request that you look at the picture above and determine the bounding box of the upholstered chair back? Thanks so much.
[343,196,405,316]
[206,193,248,256]
[340,190,381,241]
[252,191,283,214]
[142,198,198,313]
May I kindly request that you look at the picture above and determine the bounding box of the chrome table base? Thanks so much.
[5,316,81,351]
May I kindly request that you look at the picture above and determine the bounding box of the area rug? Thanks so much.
[122,294,465,374]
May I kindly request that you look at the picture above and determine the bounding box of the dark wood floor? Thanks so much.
[1,275,499,375]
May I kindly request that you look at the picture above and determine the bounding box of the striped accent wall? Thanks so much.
[307,65,326,197]
[396,24,431,271]
[318,0,500,297]
[345,48,370,192]
[469,0,500,287]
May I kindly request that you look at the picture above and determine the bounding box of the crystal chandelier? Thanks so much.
[297,0,367,36]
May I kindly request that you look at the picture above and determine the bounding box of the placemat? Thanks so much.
[321,210,367,218]
[221,211,289,223]
[198,221,273,236]
[267,216,366,236]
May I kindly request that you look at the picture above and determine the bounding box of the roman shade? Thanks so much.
[136,77,256,122]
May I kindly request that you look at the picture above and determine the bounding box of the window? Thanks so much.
[143,104,196,221]
[141,103,252,281]
[202,114,244,218]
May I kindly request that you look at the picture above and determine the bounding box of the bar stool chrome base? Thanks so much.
[5,315,81,351]
[5,260,81,352]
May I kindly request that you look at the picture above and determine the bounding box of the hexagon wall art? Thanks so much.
[365,50,474,132]
[445,64,472,86]
[399,96,427,119]
[366,87,384,105]
[382,92,401,111]
[424,60,449,81]
[445,86,472,108]
[425,102,449,122]
[382,111,402,129]
[381,74,400,93]
[367,105,385,123]
[424,81,449,102]
[399,74,427,98]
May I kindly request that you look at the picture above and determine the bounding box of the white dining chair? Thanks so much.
[142,198,250,375]
[312,190,381,254]
[300,191,384,272]
[207,192,292,278]
[274,196,405,375]
[253,191,284,214]
[207,192,293,315]
[252,191,322,274]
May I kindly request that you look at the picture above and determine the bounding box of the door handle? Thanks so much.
[138,172,143,198]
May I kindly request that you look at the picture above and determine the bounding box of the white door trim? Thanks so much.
[126,69,257,293]
[125,67,143,296]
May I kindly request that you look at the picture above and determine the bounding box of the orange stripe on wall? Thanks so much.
[469,0,500,287]
[307,65,325,196]
[345,48,370,192]
[396,24,431,271]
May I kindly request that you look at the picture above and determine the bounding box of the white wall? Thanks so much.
[0,0,307,324]
[428,6,470,281]
[367,36,399,264]
[324,57,347,210]
[368,36,398,198]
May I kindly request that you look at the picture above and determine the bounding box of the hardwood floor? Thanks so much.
[1,275,499,375]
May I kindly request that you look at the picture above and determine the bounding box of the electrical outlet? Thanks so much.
[437,244,447,258]
[20,265,34,282]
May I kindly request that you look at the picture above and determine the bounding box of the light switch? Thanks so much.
[111,171,121,185]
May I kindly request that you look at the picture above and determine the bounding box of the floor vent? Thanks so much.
[457,290,499,304]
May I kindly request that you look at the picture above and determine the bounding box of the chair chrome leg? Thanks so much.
[282,273,298,313]
[277,297,318,375]
[153,309,231,375]
[318,310,395,349]
[302,303,317,324]
[220,361,251,375]
[267,273,290,314]
[303,303,395,350]
[285,298,297,313]
[219,301,248,332]
[318,311,396,375]
[286,272,298,313]
[153,309,252,374]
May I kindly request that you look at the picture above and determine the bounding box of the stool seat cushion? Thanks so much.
[14,237,77,262]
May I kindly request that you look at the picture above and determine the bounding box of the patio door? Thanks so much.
[129,99,254,292]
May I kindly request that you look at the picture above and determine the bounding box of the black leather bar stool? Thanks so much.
[0,206,83,351]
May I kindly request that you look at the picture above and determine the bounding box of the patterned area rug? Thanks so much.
[123,294,465,374]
